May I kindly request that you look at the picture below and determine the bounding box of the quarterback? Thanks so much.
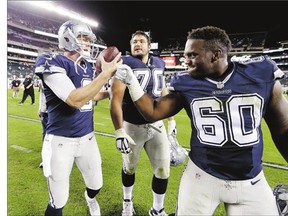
[35,19,121,216]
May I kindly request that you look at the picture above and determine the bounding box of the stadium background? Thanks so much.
[7,1,288,88]
[6,1,288,216]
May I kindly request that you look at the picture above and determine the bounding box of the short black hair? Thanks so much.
[130,30,151,44]
[187,26,231,53]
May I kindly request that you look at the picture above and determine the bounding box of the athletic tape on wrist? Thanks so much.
[128,82,145,102]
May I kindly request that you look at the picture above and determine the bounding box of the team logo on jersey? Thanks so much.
[43,60,51,71]
[216,81,225,89]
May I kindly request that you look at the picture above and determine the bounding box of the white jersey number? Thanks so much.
[134,68,163,97]
[80,79,93,112]
[191,94,263,147]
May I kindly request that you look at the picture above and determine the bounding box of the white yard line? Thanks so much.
[94,131,115,138]
[9,115,41,123]
[263,162,288,170]
[9,114,288,170]
[11,145,32,153]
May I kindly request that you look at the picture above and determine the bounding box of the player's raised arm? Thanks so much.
[65,52,122,108]
[115,64,183,121]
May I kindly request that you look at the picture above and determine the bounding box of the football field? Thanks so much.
[7,89,288,216]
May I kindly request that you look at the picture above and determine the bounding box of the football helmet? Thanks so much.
[58,20,99,60]
[168,135,187,166]
[273,184,288,216]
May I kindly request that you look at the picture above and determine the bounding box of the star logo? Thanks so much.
[64,21,75,33]
[43,60,51,72]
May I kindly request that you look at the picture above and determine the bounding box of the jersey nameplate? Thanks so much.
[239,56,265,64]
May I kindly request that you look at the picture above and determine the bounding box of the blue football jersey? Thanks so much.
[170,55,284,180]
[122,55,165,124]
[35,52,95,137]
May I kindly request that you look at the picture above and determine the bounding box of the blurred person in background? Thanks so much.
[11,75,21,98]
[18,74,35,105]
[38,79,47,168]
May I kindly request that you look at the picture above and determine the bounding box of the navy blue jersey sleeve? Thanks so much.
[35,52,66,78]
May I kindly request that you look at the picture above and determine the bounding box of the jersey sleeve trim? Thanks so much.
[35,64,66,74]
[274,69,285,80]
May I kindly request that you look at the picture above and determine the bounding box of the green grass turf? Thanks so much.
[7,89,288,216]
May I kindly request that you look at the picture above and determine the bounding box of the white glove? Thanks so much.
[168,119,177,137]
[115,64,144,102]
[115,64,136,85]
[115,128,136,154]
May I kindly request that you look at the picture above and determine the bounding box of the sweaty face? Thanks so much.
[184,39,215,78]
[130,35,150,59]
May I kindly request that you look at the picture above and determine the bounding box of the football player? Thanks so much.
[35,19,122,216]
[110,30,177,216]
[115,26,288,215]
[18,74,35,105]
[38,79,47,168]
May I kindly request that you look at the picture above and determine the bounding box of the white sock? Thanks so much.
[123,185,134,200]
[152,191,165,211]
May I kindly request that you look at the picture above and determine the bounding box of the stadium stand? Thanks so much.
[7,3,107,85]
[7,5,61,80]
[159,32,288,88]
[7,2,288,90]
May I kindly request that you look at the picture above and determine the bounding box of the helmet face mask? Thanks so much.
[58,20,99,60]
[273,184,288,216]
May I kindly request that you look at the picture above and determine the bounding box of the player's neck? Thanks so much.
[65,51,82,62]
[209,62,233,81]
[142,55,149,64]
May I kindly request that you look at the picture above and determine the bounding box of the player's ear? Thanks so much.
[212,50,221,62]
[148,43,151,50]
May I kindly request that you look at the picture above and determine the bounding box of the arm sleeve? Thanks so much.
[43,73,76,102]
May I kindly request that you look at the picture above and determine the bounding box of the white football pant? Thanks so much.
[122,120,170,179]
[42,132,103,208]
[176,158,278,215]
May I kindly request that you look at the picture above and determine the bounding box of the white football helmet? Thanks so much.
[168,135,187,166]
[58,19,99,60]
[273,184,288,216]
